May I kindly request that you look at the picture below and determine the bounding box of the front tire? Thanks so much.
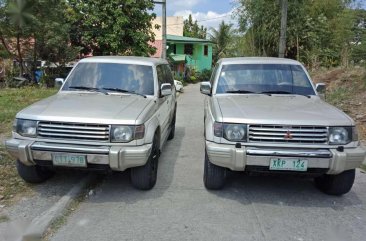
[130,135,159,190]
[315,169,355,195]
[16,160,54,183]
[203,149,226,190]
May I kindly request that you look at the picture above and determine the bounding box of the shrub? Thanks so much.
[189,76,197,83]
[196,69,213,82]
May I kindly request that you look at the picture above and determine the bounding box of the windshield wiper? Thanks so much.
[226,90,257,94]
[102,88,147,98]
[69,86,108,95]
[260,90,311,98]
[260,91,293,94]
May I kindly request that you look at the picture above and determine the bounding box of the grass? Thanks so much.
[0,87,57,134]
[0,145,29,205]
[362,164,366,172]
[0,87,57,204]
[326,86,353,107]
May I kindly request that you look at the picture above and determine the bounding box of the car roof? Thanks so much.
[218,57,302,65]
[79,56,168,66]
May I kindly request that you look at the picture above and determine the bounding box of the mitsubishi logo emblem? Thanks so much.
[284,130,293,140]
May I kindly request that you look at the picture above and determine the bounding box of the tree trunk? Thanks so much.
[16,33,23,77]
[278,0,288,58]
[296,35,299,61]
[0,35,17,60]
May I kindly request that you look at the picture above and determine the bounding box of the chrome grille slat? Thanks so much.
[38,128,108,135]
[38,121,110,141]
[38,123,108,131]
[38,132,108,139]
[249,132,327,137]
[249,136,328,141]
[249,127,327,133]
[248,125,328,144]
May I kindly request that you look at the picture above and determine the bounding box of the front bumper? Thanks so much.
[5,139,152,171]
[206,141,366,174]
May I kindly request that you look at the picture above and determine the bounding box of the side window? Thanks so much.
[156,65,165,87]
[291,65,312,88]
[163,65,174,85]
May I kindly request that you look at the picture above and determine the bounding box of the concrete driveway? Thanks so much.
[51,83,366,241]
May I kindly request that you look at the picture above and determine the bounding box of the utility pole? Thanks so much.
[153,0,167,59]
[278,0,288,58]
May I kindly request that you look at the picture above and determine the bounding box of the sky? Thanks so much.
[153,0,238,31]
[153,0,366,31]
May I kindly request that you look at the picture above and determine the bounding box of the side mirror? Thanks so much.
[200,81,211,95]
[316,83,326,99]
[55,78,65,89]
[161,83,172,97]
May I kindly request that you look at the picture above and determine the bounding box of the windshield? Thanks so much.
[62,63,155,95]
[216,64,315,95]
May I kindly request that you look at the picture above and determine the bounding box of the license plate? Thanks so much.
[270,158,308,171]
[52,154,87,167]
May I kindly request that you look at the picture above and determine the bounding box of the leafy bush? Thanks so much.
[189,76,197,83]
[196,69,213,82]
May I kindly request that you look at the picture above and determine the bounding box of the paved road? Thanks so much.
[51,84,366,241]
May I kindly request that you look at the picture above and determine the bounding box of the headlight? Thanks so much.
[110,125,145,143]
[15,119,37,137]
[224,124,247,141]
[214,122,247,142]
[329,127,352,145]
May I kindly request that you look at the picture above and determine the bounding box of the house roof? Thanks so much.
[167,35,212,44]
[168,54,186,63]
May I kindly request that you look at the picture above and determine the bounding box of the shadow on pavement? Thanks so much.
[86,126,186,204]
[209,171,363,209]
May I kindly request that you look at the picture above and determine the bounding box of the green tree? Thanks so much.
[209,21,235,63]
[0,0,78,80]
[183,14,207,39]
[31,1,80,66]
[0,0,35,75]
[236,0,356,68]
[351,9,366,64]
[67,0,157,56]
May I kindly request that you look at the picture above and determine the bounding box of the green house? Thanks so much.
[166,34,213,77]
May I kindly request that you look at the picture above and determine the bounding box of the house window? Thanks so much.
[204,45,208,56]
[173,44,176,54]
[184,44,193,55]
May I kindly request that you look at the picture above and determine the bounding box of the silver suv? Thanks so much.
[201,57,366,195]
[5,56,177,190]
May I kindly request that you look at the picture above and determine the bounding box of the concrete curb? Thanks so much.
[21,174,95,241]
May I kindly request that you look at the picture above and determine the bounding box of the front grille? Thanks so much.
[248,125,328,144]
[38,121,110,142]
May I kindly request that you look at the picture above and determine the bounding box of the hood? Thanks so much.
[215,94,353,126]
[17,92,154,125]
